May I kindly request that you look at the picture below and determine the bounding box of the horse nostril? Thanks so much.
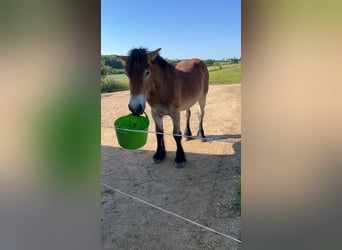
[128,103,143,116]
[137,104,143,114]
[128,104,133,113]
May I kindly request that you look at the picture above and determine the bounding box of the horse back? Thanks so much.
[176,58,209,93]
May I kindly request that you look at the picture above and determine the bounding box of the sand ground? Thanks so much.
[101,84,241,249]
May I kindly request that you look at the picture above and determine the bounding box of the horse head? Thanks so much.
[117,48,161,115]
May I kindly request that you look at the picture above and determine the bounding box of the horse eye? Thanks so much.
[145,70,150,77]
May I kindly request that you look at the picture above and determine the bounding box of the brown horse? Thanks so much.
[118,48,209,168]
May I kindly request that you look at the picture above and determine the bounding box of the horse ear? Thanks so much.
[148,48,161,62]
[116,55,128,63]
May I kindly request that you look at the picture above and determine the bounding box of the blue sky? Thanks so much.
[101,0,240,60]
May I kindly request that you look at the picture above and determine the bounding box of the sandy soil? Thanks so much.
[101,84,241,249]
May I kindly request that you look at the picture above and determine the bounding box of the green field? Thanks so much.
[208,64,241,84]
[101,63,241,92]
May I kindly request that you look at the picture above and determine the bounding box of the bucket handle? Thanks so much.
[142,112,149,120]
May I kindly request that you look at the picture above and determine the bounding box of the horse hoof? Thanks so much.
[153,158,163,164]
[197,132,206,142]
[174,153,186,168]
[175,161,186,168]
[185,136,195,141]
[184,132,194,141]
[153,151,166,164]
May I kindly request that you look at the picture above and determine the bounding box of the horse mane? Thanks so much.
[126,47,149,73]
[127,47,174,71]
[151,55,175,70]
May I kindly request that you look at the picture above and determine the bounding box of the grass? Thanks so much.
[101,63,241,92]
[207,61,233,71]
[101,74,129,92]
[106,74,129,85]
[209,64,241,84]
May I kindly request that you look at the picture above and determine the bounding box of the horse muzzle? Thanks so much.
[128,95,146,116]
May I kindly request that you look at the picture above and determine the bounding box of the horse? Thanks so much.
[117,47,209,168]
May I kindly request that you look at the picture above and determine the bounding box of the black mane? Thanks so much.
[126,47,149,73]
[152,55,175,70]
[127,47,174,71]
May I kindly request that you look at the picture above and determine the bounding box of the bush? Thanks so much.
[101,55,124,69]
[101,65,113,76]
[213,61,222,69]
[112,68,125,74]
[101,77,128,92]
[230,57,239,64]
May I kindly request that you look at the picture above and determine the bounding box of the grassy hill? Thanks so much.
[208,64,241,84]
[101,63,241,92]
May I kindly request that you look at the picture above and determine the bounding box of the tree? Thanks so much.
[204,59,215,66]
[101,55,124,69]
[230,57,239,64]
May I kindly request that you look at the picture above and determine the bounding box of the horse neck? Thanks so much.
[148,66,176,101]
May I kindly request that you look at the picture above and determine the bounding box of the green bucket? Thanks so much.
[114,112,149,150]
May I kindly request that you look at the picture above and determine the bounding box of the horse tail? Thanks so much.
[200,60,209,94]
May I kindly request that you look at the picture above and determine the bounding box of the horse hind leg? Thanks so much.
[184,109,194,141]
[197,95,206,141]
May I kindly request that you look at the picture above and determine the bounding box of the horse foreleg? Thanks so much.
[184,109,193,140]
[152,110,166,163]
[171,111,186,168]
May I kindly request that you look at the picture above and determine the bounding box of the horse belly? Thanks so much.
[179,91,203,111]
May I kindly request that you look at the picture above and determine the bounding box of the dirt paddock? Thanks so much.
[101,84,241,249]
